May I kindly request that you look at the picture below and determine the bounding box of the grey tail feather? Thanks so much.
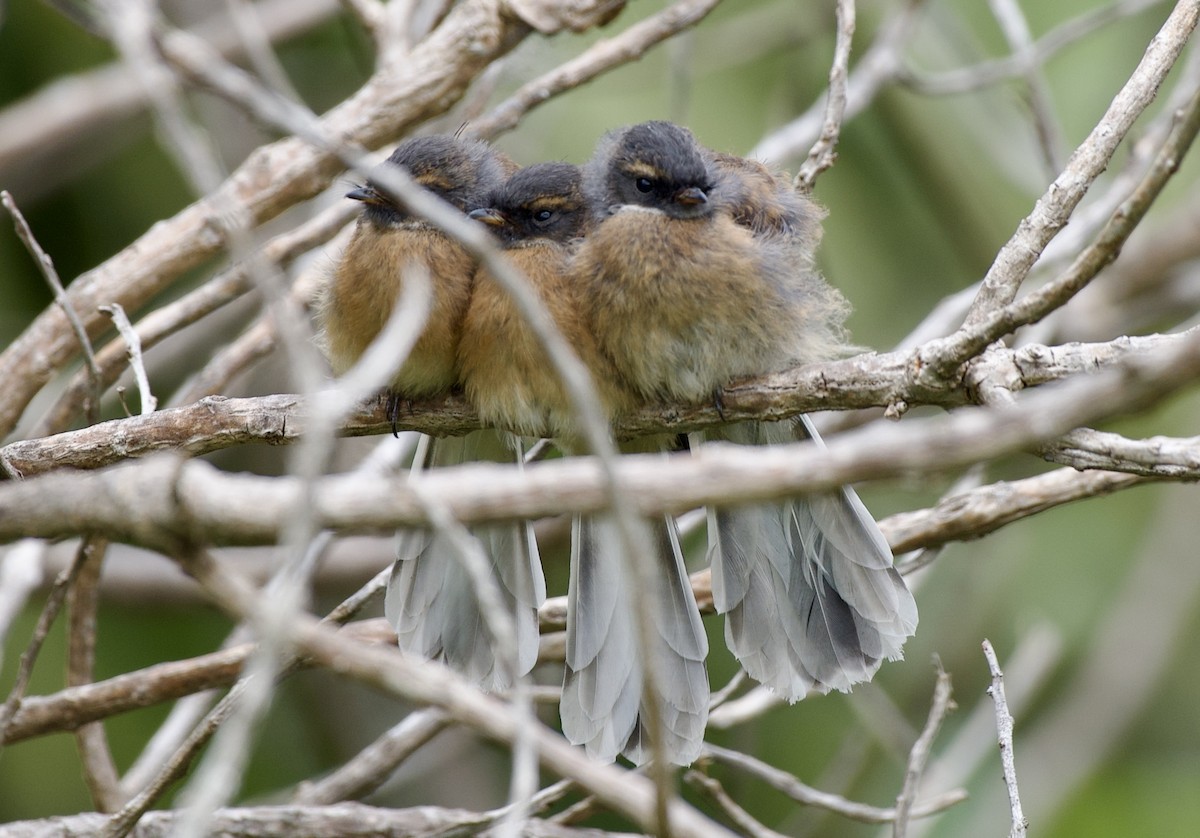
[385,432,546,692]
[697,417,917,701]
[561,513,709,766]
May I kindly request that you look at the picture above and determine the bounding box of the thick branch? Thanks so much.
[0,621,393,745]
[0,802,645,838]
[1,325,1198,548]
[3,331,1193,477]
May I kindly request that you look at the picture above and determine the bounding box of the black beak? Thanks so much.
[468,207,508,228]
[674,186,708,207]
[346,185,385,205]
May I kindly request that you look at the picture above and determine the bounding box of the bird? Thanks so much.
[576,121,848,405]
[575,120,917,704]
[317,134,542,692]
[460,162,633,439]
[707,150,825,242]
[464,163,708,766]
[316,133,517,420]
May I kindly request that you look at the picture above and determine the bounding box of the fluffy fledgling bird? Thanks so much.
[318,134,542,692]
[317,134,516,409]
[462,163,706,765]
[460,162,632,438]
[576,122,849,403]
[575,120,917,704]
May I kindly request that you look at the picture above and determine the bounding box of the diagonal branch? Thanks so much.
[955,0,1199,333]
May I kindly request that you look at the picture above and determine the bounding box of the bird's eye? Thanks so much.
[533,209,555,225]
[635,177,654,193]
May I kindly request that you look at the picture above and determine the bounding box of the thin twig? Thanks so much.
[104,556,395,836]
[405,480,537,838]
[99,304,157,415]
[702,744,966,824]
[0,547,91,757]
[67,537,124,812]
[471,0,724,140]
[795,0,855,190]
[32,205,354,436]
[180,549,737,838]
[899,0,1169,96]
[928,78,1200,375]
[985,0,1067,177]
[684,770,789,838]
[893,662,954,838]
[291,709,450,805]
[222,0,305,102]
[2,189,103,425]
[1,620,394,747]
[982,639,1028,838]
[752,0,926,163]
[104,678,251,838]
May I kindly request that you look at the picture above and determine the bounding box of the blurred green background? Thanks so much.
[2,0,1199,835]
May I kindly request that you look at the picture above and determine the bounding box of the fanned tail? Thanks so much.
[698,417,917,701]
[561,513,709,765]
[385,432,546,691]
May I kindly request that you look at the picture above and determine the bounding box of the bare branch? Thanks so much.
[955,1,1198,331]
[752,0,926,163]
[182,549,737,838]
[893,663,954,838]
[928,77,1200,375]
[470,0,723,140]
[31,206,353,437]
[0,804,648,838]
[66,537,124,813]
[9,328,1200,478]
[982,640,1028,838]
[99,305,157,415]
[291,708,450,805]
[900,0,1169,96]
[0,547,90,751]
[0,621,393,746]
[3,324,1200,548]
[0,0,343,200]
[702,744,965,824]
[2,190,102,426]
[502,0,628,35]
[886,467,1148,557]
[795,0,855,190]
[684,770,789,838]
[985,0,1067,176]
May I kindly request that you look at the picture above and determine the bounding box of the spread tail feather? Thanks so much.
[385,433,546,691]
[699,417,917,701]
[562,513,709,765]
